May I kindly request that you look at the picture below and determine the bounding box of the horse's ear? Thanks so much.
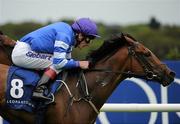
[105,33,123,43]
[124,33,137,41]
[123,33,137,46]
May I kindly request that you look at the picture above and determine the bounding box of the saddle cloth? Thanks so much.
[6,66,61,112]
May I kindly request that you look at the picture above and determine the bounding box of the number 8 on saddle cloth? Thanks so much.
[5,66,61,112]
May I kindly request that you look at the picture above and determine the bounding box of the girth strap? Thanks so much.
[78,71,99,114]
[78,71,90,97]
[57,71,99,114]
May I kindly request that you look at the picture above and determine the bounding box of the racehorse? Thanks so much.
[0,33,175,124]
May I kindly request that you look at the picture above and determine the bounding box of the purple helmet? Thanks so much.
[71,18,100,38]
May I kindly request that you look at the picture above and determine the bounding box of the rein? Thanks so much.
[85,68,147,79]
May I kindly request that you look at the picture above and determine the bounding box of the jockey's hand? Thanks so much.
[79,61,89,69]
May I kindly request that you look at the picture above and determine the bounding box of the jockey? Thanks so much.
[11,18,100,100]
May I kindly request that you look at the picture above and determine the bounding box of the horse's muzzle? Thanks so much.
[161,71,176,87]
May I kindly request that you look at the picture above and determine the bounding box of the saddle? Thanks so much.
[5,66,62,112]
[5,66,89,113]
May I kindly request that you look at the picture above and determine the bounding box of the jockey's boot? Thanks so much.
[32,68,57,101]
[32,85,51,101]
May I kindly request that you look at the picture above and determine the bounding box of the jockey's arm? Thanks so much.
[50,32,80,74]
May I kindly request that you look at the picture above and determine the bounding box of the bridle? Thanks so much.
[87,42,163,82]
[80,41,166,114]
[127,43,161,81]
[76,41,163,114]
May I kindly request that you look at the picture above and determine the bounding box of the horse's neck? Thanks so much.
[87,53,129,110]
[87,71,125,109]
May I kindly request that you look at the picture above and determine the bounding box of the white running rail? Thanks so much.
[1,104,180,124]
[100,103,180,112]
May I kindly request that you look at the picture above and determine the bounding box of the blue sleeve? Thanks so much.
[52,32,79,71]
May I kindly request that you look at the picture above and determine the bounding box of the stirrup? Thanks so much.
[44,93,55,105]
[32,91,52,101]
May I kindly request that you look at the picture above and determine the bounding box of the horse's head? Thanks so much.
[119,34,175,86]
[88,33,175,87]
[0,32,15,65]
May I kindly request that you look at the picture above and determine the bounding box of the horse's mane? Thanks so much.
[87,33,128,65]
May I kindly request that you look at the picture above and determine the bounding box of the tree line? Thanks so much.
[0,17,180,60]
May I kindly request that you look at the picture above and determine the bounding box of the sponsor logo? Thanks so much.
[6,100,35,108]
[26,51,51,60]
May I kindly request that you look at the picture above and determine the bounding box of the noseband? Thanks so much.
[127,44,160,80]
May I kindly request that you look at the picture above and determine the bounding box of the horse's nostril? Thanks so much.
[170,71,176,77]
[168,71,175,83]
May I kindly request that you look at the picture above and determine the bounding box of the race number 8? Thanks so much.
[10,79,24,98]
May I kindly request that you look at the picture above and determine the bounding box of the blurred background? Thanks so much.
[0,0,180,60]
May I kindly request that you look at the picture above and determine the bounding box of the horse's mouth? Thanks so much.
[160,71,175,87]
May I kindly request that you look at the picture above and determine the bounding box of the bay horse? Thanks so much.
[0,33,175,124]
